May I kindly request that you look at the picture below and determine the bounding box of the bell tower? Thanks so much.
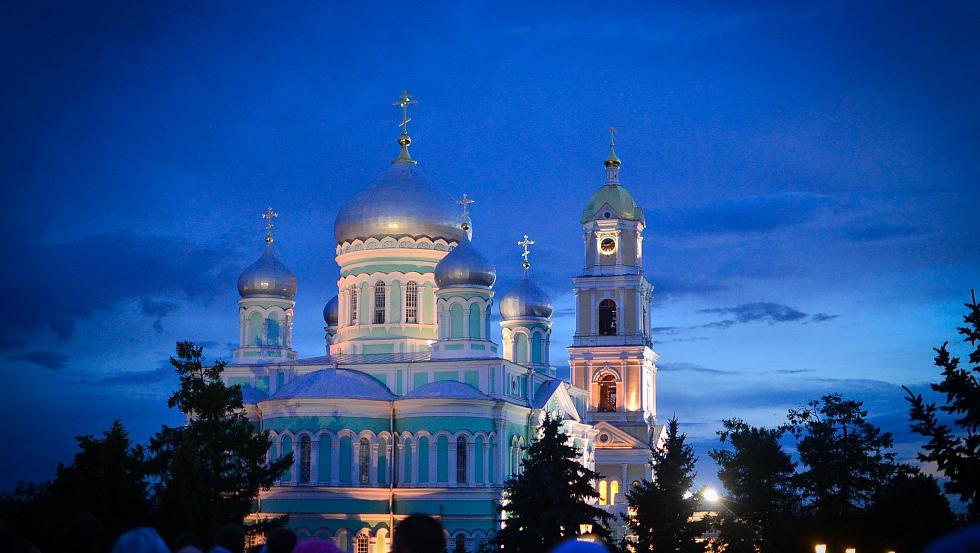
[567,132,658,445]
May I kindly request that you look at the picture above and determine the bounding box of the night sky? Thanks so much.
[2,2,978,495]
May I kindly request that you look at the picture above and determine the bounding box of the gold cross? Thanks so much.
[457,193,475,221]
[609,126,616,148]
[517,234,535,269]
[393,90,418,134]
[261,206,278,244]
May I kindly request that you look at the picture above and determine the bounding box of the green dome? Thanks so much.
[580,184,645,224]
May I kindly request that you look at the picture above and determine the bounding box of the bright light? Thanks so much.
[814,545,827,553]
[845,549,856,553]
[682,491,693,500]
[702,487,721,503]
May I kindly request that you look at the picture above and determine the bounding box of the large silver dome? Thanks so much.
[499,275,553,320]
[334,162,466,245]
[434,238,496,288]
[323,295,339,325]
[237,245,298,299]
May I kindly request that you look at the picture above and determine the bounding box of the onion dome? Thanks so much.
[499,276,553,320]
[269,368,396,401]
[434,238,496,288]
[581,130,645,224]
[323,295,339,325]
[237,245,298,299]
[334,161,465,245]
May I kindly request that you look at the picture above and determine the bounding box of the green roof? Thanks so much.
[580,184,645,224]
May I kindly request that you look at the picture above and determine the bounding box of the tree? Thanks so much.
[0,421,150,552]
[788,394,895,545]
[493,414,612,553]
[147,341,291,542]
[865,464,956,553]
[708,419,800,553]
[626,417,705,553]
[905,290,980,520]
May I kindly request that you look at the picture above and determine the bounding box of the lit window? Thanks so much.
[599,480,608,505]
[356,534,369,553]
[374,281,386,324]
[610,480,620,505]
[406,281,419,323]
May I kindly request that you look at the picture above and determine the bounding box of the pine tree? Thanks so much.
[865,464,956,552]
[493,414,612,553]
[626,417,705,553]
[708,419,800,553]
[147,341,291,542]
[788,394,895,545]
[904,290,980,520]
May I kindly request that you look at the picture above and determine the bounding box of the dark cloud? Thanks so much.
[844,223,921,243]
[0,232,239,342]
[658,361,735,374]
[650,192,834,237]
[808,313,839,323]
[693,302,839,329]
[101,365,174,385]
[7,351,69,370]
[775,368,814,374]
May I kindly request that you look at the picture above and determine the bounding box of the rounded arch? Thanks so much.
[598,298,617,335]
[598,373,618,412]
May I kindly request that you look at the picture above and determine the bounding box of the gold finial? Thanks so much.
[517,234,535,270]
[605,126,621,169]
[261,206,278,244]
[392,90,419,163]
[457,193,475,234]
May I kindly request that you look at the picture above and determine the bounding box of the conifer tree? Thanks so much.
[708,419,800,553]
[626,417,705,553]
[493,414,612,553]
[147,341,291,542]
[905,290,980,520]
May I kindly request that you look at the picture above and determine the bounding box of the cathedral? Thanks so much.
[221,93,662,552]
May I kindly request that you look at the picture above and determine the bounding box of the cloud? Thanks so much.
[8,351,69,370]
[692,302,839,329]
[844,223,921,242]
[775,368,814,374]
[101,365,175,385]
[808,313,839,323]
[658,361,735,375]
[651,192,834,237]
[0,232,238,343]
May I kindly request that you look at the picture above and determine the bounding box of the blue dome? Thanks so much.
[434,239,496,288]
[499,275,553,320]
[323,295,339,325]
[404,380,488,399]
[269,368,396,401]
[237,245,298,299]
[238,385,269,404]
[334,162,466,245]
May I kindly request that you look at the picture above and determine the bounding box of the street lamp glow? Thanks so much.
[702,487,721,503]
[814,545,826,553]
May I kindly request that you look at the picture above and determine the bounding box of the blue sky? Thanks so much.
[1,1,978,495]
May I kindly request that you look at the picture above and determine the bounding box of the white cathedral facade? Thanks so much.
[221,97,663,552]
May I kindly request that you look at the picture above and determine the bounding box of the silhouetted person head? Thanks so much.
[212,526,246,553]
[174,532,203,553]
[111,528,170,553]
[393,515,444,553]
[63,513,104,553]
[265,528,297,553]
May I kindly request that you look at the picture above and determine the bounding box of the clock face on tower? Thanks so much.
[599,237,617,255]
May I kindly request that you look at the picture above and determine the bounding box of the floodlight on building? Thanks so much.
[814,545,827,553]
[845,548,856,553]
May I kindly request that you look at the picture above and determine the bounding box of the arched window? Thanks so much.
[598,374,617,412]
[249,312,264,345]
[377,436,388,485]
[359,437,371,484]
[405,281,419,323]
[456,436,467,484]
[356,534,369,553]
[450,304,464,338]
[339,435,353,484]
[280,435,292,482]
[455,535,467,553]
[318,435,332,484]
[474,436,485,484]
[350,286,359,325]
[599,480,608,505]
[374,282,386,324]
[599,299,617,335]
[610,480,620,506]
[437,435,449,483]
[299,435,312,484]
[515,333,529,364]
[418,437,430,484]
[266,312,280,346]
[402,438,413,485]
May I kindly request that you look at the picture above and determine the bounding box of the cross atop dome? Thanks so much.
[261,206,278,244]
[518,234,535,270]
[392,90,419,164]
[457,193,475,238]
[605,126,621,184]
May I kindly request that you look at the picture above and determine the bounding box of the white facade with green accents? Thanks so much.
[218,115,663,552]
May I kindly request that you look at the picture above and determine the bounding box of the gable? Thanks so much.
[592,421,649,450]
